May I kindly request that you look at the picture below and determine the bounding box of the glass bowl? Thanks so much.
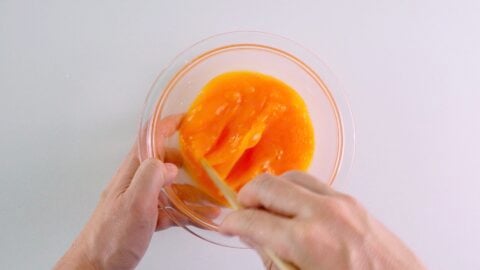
[138,31,355,248]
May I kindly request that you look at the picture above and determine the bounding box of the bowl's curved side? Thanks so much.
[138,31,355,247]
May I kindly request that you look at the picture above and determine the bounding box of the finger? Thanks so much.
[156,190,176,230]
[237,174,316,217]
[154,114,183,161]
[105,142,141,194]
[157,206,192,230]
[219,209,296,262]
[156,209,176,231]
[127,159,178,202]
[280,171,336,195]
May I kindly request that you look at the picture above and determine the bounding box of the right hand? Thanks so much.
[219,171,425,270]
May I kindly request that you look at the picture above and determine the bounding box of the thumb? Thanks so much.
[128,158,178,200]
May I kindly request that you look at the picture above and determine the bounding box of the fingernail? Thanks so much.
[164,163,178,183]
[218,225,233,236]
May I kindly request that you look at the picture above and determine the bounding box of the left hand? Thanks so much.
[54,115,182,270]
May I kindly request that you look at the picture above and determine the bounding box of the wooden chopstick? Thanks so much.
[200,158,297,270]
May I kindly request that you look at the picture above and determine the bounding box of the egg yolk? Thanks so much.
[179,71,314,203]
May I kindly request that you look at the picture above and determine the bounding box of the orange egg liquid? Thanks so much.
[179,71,314,203]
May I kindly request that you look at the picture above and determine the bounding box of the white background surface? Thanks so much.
[1,1,480,269]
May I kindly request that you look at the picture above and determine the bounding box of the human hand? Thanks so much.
[54,115,182,270]
[219,172,425,270]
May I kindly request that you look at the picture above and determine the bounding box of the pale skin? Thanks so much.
[220,173,425,270]
[54,115,425,270]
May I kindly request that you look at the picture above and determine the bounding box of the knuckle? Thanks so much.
[241,210,260,233]
[250,173,276,193]
[141,158,163,171]
[340,193,360,208]
[334,194,361,217]
[333,201,350,219]
[320,196,353,223]
[322,197,340,212]
[281,170,304,179]
[282,170,313,185]
[300,196,321,217]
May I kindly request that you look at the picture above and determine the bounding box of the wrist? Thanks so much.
[54,238,99,270]
[364,220,425,270]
